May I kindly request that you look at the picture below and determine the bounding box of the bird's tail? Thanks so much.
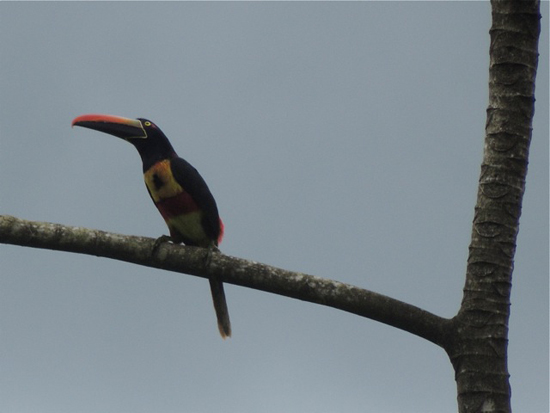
[209,276,231,338]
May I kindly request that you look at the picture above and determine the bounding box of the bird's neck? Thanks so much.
[140,150,178,171]
[133,138,178,171]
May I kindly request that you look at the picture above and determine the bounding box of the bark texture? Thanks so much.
[449,1,541,412]
[0,214,450,346]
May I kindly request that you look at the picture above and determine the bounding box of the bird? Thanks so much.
[72,114,231,338]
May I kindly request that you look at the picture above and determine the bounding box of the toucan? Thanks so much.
[72,114,231,338]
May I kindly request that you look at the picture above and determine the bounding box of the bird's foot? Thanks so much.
[151,235,173,256]
[204,245,221,268]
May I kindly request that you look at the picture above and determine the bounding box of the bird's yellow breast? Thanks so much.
[144,159,183,202]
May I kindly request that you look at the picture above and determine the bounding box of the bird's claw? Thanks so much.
[152,235,173,255]
[204,245,221,268]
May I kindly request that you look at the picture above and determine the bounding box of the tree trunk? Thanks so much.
[448,1,541,412]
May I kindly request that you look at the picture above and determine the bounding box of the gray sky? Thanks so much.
[1,2,548,412]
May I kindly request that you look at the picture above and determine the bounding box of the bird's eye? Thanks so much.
[144,121,152,127]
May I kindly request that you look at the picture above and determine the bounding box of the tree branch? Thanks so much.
[1,214,451,346]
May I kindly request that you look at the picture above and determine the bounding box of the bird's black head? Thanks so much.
[72,114,177,169]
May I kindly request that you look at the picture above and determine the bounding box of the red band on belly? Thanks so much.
[156,192,199,220]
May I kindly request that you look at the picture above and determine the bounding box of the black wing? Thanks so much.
[169,156,221,244]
